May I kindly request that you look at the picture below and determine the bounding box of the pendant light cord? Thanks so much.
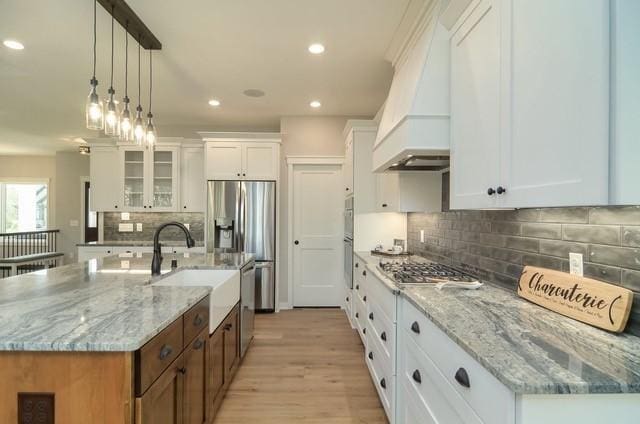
[110,5,114,89]
[124,22,128,96]
[148,50,152,112]
[92,0,97,78]
[137,36,141,107]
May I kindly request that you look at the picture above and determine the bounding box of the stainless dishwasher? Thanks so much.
[240,261,256,357]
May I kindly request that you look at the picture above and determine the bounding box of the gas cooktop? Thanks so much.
[378,259,477,285]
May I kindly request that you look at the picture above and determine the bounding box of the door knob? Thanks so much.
[294,240,299,245]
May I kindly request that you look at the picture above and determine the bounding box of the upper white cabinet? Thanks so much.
[90,145,121,211]
[450,0,610,209]
[202,134,281,181]
[120,145,180,212]
[180,144,205,212]
[376,172,442,213]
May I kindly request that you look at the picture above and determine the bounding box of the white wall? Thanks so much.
[278,116,352,307]
[354,212,407,252]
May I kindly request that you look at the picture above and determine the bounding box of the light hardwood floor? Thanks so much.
[213,308,388,424]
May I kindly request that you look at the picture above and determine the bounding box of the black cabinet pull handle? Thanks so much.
[294,240,299,245]
[362,270,366,277]
[381,331,386,341]
[193,314,204,327]
[193,338,204,350]
[411,321,420,334]
[356,284,360,290]
[179,367,187,375]
[380,378,386,389]
[487,187,496,196]
[368,351,373,360]
[368,312,374,321]
[382,203,388,208]
[355,263,359,268]
[496,186,507,194]
[412,370,422,384]
[362,327,366,334]
[355,312,359,318]
[346,296,349,302]
[159,344,173,360]
[224,323,232,331]
[363,295,367,302]
[454,368,470,388]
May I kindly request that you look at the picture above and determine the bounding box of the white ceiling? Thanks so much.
[0,0,411,155]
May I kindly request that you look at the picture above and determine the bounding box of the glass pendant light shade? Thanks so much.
[119,97,133,141]
[86,77,104,130]
[133,105,145,145]
[145,112,157,149]
[104,88,120,136]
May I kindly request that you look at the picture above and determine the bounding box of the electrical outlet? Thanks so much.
[184,223,190,230]
[69,219,79,227]
[118,223,134,232]
[136,223,143,232]
[569,252,583,277]
[420,230,425,243]
[121,212,130,221]
[120,260,130,269]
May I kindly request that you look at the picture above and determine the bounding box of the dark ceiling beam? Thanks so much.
[97,0,162,50]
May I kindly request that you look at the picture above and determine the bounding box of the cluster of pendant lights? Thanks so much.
[85,0,156,148]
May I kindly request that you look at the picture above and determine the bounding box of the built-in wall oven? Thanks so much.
[344,196,354,289]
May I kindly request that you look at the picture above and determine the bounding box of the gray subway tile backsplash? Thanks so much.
[407,206,640,336]
[103,212,205,243]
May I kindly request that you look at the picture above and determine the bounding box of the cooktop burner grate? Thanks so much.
[378,260,476,284]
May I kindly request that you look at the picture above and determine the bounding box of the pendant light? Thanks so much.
[104,5,120,136]
[133,36,145,145]
[145,49,157,149]
[85,0,103,130]
[119,22,133,141]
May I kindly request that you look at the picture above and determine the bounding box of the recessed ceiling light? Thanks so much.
[310,100,321,108]
[208,99,221,107]
[308,43,325,54]
[3,39,24,50]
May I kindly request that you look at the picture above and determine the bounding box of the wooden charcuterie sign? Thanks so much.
[517,266,633,333]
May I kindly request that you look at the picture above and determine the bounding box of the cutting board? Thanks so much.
[517,266,633,333]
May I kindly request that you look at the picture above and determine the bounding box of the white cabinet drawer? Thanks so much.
[367,299,395,364]
[365,328,394,421]
[366,270,396,323]
[401,333,482,424]
[397,378,439,424]
[401,299,515,424]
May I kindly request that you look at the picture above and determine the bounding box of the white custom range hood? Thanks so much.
[373,0,465,172]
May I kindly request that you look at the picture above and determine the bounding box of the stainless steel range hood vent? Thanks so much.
[388,155,450,171]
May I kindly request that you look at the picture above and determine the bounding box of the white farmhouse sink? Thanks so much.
[153,269,240,333]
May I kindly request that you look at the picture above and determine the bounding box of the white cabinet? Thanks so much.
[344,137,354,196]
[180,146,205,212]
[450,0,610,209]
[90,146,121,212]
[205,141,279,181]
[120,146,180,212]
[376,172,442,213]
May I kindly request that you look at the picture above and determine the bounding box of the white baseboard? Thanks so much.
[278,302,293,311]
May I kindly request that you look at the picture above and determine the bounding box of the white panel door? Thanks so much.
[292,164,343,307]
[205,142,242,180]
[499,0,609,207]
[450,0,501,210]
[90,147,121,211]
[242,143,278,180]
[180,147,205,212]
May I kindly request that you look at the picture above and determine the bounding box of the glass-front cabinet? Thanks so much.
[119,146,179,212]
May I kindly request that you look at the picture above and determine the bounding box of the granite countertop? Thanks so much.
[0,252,254,352]
[354,251,640,394]
[77,240,205,247]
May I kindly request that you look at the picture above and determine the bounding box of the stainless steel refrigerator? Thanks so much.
[207,180,276,311]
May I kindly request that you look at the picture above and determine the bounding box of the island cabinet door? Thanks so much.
[223,305,240,378]
[184,328,208,424]
[136,353,185,424]
[207,323,225,417]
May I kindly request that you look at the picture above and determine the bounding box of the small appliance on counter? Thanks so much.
[371,239,410,257]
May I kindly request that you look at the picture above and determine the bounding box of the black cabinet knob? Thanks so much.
[412,370,422,384]
[193,313,204,327]
[454,367,471,388]
[294,240,299,245]
[363,295,367,302]
[362,327,366,334]
[487,187,496,195]
[368,351,373,360]
[496,186,507,194]
[144,205,147,208]
[159,344,173,360]
[237,173,241,177]
[381,331,386,341]
[193,338,204,350]
[179,367,187,375]
[355,312,359,318]
[411,321,420,334]
[362,270,366,277]
[345,187,349,191]
[224,323,232,331]
[380,378,386,389]
[243,173,246,177]
[355,263,359,268]
[184,205,187,209]
[356,284,360,290]
[114,205,118,209]
[382,203,388,208]
[346,296,349,302]
[368,312,374,321]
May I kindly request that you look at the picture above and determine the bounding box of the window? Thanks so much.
[0,181,48,232]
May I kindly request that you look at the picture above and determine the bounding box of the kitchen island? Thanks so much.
[0,252,253,424]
